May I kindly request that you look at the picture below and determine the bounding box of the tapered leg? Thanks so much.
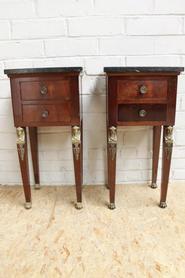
[160,126,173,208]
[81,121,83,187]
[72,125,82,209]
[16,127,31,209]
[151,126,162,189]
[106,126,110,190]
[107,126,117,209]
[29,127,40,189]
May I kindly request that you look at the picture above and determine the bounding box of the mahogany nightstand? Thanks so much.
[5,67,83,209]
[104,67,184,210]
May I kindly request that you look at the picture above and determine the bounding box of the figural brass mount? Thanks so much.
[72,126,81,160]
[164,126,173,159]
[108,126,117,160]
[16,127,25,161]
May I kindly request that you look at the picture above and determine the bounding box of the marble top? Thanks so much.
[4,67,83,75]
[104,67,184,73]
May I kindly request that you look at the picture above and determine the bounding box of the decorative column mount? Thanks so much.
[108,126,117,160]
[16,127,25,161]
[72,126,81,160]
[164,126,173,159]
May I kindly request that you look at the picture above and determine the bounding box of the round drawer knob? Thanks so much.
[41,110,49,118]
[139,85,147,95]
[40,85,48,95]
[139,109,147,117]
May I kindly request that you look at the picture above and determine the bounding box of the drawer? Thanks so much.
[20,79,71,101]
[118,104,167,122]
[22,104,71,124]
[117,78,168,101]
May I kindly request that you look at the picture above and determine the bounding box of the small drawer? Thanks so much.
[20,79,71,101]
[118,104,167,122]
[22,104,71,124]
[117,78,168,101]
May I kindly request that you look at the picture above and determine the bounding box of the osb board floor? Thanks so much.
[0,183,185,278]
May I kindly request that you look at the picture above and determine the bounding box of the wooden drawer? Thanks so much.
[118,104,167,123]
[22,103,71,124]
[5,68,82,126]
[20,78,71,101]
[117,78,168,102]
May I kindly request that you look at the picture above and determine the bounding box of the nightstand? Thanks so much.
[104,67,184,210]
[5,67,83,209]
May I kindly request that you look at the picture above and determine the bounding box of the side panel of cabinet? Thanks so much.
[10,78,22,127]
[107,76,118,126]
[166,76,178,126]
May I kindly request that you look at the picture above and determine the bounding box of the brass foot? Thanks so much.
[75,202,83,210]
[108,203,116,210]
[24,202,32,209]
[159,201,167,209]
[151,182,157,189]
[34,184,40,190]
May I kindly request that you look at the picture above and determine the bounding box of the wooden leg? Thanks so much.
[107,126,117,210]
[72,125,82,209]
[29,127,40,190]
[160,126,173,208]
[81,121,83,187]
[16,127,31,209]
[151,126,161,189]
[106,126,110,190]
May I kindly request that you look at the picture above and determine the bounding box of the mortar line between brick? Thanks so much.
[182,17,185,34]
[9,20,13,40]
[153,0,156,12]
[33,0,39,16]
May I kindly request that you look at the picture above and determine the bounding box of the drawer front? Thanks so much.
[118,104,167,122]
[20,79,71,101]
[22,104,71,124]
[117,78,168,101]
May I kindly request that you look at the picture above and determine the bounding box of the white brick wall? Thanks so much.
[0,0,185,186]
[0,0,36,19]
[0,41,44,59]
[45,38,98,57]
[126,17,183,35]
[68,17,124,36]
[99,37,155,55]
[12,19,67,39]
[0,21,10,39]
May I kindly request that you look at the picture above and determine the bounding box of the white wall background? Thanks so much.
[0,0,185,186]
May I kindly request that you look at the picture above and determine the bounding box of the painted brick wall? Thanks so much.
[0,0,185,185]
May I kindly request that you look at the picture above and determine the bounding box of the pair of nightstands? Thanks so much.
[5,67,183,210]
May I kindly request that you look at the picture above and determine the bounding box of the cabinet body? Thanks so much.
[105,67,184,209]
[5,67,83,209]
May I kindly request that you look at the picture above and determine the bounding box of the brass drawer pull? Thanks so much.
[41,110,49,118]
[139,85,147,95]
[40,85,48,95]
[139,109,147,117]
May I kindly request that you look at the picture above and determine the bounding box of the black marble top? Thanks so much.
[4,67,83,75]
[104,67,184,73]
